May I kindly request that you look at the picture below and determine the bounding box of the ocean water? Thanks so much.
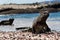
[0,12,60,32]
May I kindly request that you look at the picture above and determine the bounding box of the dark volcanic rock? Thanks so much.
[32,11,51,34]
[0,8,15,12]
[0,19,14,25]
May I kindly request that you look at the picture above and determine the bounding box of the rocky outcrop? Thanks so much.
[0,19,14,25]
[0,8,39,14]
[0,8,15,12]
[32,11,51,34]
[0,3,60,14]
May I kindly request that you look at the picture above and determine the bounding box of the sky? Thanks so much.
[0,0,54,4]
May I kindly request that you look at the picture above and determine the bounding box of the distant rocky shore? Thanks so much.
[0,8,60,15]
[0,3,60,14]
[0,8,40,14]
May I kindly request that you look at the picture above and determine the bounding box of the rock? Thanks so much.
[32,11,51,34]
[0,18,14,25]
[16,27,32,32]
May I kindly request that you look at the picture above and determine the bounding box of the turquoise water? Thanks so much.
[0,13,39,19]
[48,12,60,21]
[0,12,60,31]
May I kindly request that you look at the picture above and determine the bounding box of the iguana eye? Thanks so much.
[43,13,47,15]
[44,13,46,14]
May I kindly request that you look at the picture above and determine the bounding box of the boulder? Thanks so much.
[0,18,14,25]
[32,11,51,34]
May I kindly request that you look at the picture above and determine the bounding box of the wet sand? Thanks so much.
[0,31,60,40]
